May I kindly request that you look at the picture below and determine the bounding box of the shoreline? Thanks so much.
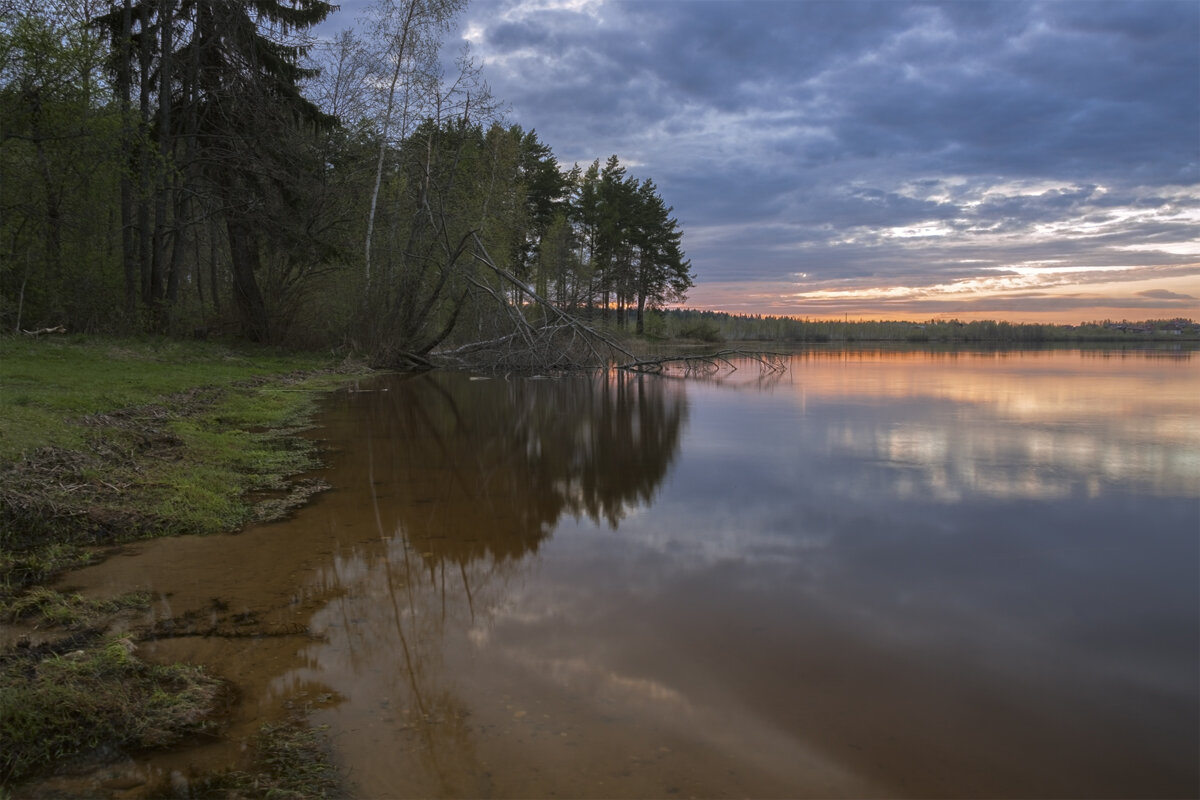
[0,335,371,793]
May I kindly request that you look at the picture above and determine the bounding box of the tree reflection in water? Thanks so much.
[298,370,689,797]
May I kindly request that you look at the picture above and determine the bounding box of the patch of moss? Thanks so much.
[0,634,226,784]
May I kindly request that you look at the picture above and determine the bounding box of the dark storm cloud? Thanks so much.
[319,0,1200,315]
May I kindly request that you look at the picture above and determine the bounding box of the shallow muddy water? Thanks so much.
[51,348,1199,798]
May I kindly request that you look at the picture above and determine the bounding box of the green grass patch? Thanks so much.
[0,543,96,598]
[0,335,332,461]
[1,587,150,628]
[0,335,371,596]
[0,634,226,784]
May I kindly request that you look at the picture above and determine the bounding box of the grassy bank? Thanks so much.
[0,334,370,595]
[0,334,369,793]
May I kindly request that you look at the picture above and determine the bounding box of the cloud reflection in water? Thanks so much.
[296,350,1198,798]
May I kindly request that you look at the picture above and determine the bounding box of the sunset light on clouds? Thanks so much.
[318,1,1200,323]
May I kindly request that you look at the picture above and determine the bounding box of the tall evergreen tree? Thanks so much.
[595,154,631,321]
[92,0,335,340]
[184,0,334,341]
[572,158,602,312]
[517,128,568,277]
[630,178,691,334]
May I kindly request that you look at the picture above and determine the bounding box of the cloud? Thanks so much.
[1138,289,1197,301]
[317,0,1200,320]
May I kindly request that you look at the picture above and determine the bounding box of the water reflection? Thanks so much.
[289,370,695,797]
[47,349,1198,799]
[341,369,687,555]
[300,350,1198,798]
[748,348,1198,500]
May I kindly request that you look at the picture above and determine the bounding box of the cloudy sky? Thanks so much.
[318,0,1199,323]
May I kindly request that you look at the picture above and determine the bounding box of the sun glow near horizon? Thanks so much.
[684,262,1200,324]
[677,173,1200,324]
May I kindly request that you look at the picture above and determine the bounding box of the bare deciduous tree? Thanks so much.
[362,0,465,290]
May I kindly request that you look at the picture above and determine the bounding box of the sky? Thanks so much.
[316,0,1200,323]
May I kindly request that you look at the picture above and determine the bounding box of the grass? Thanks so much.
[0,334,369,793]
[186,718,343,799]
[0,334,370,598]
[0,633,226,784]
[1,587,150,628]
[0,335,333,461]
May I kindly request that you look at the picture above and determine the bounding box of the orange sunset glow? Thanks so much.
[685,263,1200,324]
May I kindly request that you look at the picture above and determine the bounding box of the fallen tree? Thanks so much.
[426,234,786,376]
[427,233,636,372]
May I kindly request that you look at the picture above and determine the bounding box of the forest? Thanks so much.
[0,0,694,369]
[648,310,1200,344]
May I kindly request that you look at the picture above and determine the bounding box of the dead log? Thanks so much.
[617,349,789,374]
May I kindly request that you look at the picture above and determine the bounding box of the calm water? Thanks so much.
[50,348,1199,798]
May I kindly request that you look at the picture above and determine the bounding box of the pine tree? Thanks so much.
[630,178,692,334]
[93,0,335,340]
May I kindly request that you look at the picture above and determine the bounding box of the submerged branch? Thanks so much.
[617,349,790,375]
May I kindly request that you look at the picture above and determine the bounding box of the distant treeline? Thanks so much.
[648,311,1200,343]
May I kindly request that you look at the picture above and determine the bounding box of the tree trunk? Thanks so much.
[209,218,221,314]
[170,25,204,316]
[151,0,175,329]
[118,0,137,320]
[33,131,63,296]
[137,0,154,316]
[365,0,422,290]
[166,171,189,312]
[226,216,270,342]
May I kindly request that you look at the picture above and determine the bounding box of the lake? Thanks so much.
[53,347,1199,798]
